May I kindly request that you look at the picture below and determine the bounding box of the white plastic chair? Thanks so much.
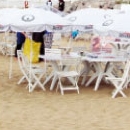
[1,32,17,78]
[106,60,130,98]
[44,48,61,69]
[0,40,6,55]
[2,32,16,56]
[56,56,81,95]
[17,50,46,92]
[42,48,62,89]
[52,33,61,48]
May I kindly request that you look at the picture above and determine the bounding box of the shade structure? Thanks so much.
[0,7,70,32]
[64,8,120,32]
[0,8,10,31]
[94,10,130,38]
[0,7,70,80]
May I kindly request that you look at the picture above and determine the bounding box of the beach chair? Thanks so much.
[44,48,62,78]
[17,50,46,92]
[52,32,61,48]
[44,32,53,48]
[106,60,130,98]
[0,32,16,55]
[56,56,81,95]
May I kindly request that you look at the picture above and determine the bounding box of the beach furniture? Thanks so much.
[56,56,81,95]
[17,50,46,92]
[106,60,130,98]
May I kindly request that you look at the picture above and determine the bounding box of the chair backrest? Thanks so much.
[3,32,16,46]
[53,33,61,41]
[72,46,87,53]
[45,48,61,54]
[17,50,29,73]
[45,48,61,58]
[59,56,81,74]
[17,50,26,72]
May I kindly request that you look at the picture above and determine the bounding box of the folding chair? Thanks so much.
[42,48,62,86]
[0,32,17,78]
[0,41,6,55]
[44,48,61,68]
[106,60,130,98]
[17,50,46,92]
[52,32,61,48]
[0,32,7,55]
[5,32,16,56]
[56,56,81,95]
[0,32,17,56]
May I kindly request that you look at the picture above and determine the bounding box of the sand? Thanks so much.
[1,35,130,130]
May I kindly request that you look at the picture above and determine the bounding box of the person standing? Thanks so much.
[58,0,65,11]
[24,0,29,8]
[15,32,26,57]
[32,30,48,61]
[71,30,79,39]
[46,0,52,9]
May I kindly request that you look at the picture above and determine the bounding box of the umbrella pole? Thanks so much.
[9,47,13,79]
[28,33,33,92]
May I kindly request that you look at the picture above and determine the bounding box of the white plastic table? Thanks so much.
[39,52,80,90]
[82,53,128,91]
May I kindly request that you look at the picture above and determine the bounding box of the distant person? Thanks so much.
[32,31,48,55]
[32,30,48,61]
[24,0,29,8]
[71,30,79,39]
[99,2,114,9]
[46,0,52,9]
[58,0,65,11]
[15,32,26,57]
[99,5,103,8]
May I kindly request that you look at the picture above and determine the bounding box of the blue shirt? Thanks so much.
[17,32,25,45]
[71,30,79,39]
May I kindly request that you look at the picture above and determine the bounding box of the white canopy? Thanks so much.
[94,10,130,38]
[0,7,70,32]
[64,8,120,32]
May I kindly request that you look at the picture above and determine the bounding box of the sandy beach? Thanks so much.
[1,0,130,129]
[1,35,130,130]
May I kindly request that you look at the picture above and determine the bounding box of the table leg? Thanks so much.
[50,73,58,90]
[43,71,54,86]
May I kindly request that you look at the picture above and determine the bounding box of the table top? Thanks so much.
[39,52,80,61]
[39,51,128,62]
[82,52,128,62]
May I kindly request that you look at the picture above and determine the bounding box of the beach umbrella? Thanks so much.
[64,8,120,32]
[7,7,70,32]
[94,10,130,39]
[0,7,70,32]
[0,7,70,79]
[0,8,10,31]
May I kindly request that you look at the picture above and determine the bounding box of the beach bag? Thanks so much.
[23,38,41,63]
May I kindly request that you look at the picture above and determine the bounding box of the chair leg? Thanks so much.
[60,87,64,95]
[59,79,64,95]
[112,88,127,98]
[94,73,103,91]
[56,81,60,93]
[17,76,26,84]
[81,75,87,85]
[85,73,98,87]
[31,73,46,91]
